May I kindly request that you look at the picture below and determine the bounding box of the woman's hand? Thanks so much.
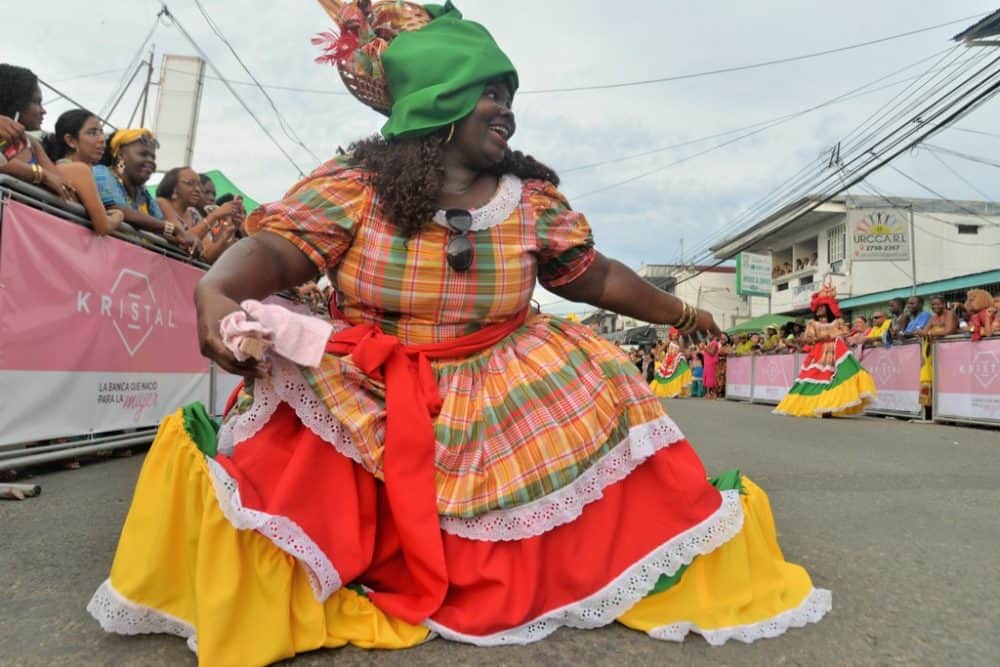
[107,209,125,229]
[195,284,268,378]
[0,115,25,145]
[41,168,76,202]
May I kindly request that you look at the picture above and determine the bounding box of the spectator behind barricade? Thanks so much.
[94,129,198,254]
[761,324,784,353]
[846,315,869,346]
[992,294,1000,334]
[156,167,244,263]
[918,295,958,340]
[198,173,217,216]
[206,192,246,262]
[735,332,761,355]
[40,109,124,235]
[865,311,891,346]
[887,297,910,339]
[902,296,931,338]
[0,63,74,202]
[964,289,994,341]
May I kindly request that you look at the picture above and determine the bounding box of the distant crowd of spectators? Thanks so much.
[772,253,819,279]
[1,63,245,264]
[727,293,1000,358]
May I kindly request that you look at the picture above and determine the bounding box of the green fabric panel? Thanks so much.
[786,353,865,396]
[649,566,687,596]
[653,358,690,384]
[346,582,369,598]
[182,402,219,458]
[380,1,518,138]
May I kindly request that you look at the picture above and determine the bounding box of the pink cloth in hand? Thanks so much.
[220,299,334,368]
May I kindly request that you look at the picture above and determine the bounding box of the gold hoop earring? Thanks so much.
[444,123,455,145]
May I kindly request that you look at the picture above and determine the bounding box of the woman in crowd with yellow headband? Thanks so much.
[92,128,199,252]
[89,3,830,663]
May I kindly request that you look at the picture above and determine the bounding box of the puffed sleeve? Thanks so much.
[527,180,597,289]
[245,161,368,273]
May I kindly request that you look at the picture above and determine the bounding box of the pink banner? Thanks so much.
[726,355,752,400]
[751,353,797,404]
[858,343,922,416]
[934,337,1000,423]
[0,202,206,373]
[0,201,209,444]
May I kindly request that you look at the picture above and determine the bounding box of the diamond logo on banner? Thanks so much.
[109,269,158,357]
[969,350,1000,390]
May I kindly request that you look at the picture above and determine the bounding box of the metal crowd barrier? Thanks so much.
[724,337,998,426]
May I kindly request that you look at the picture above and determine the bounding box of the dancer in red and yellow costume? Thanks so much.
[88,3,830,664]
[649,329,693,398]
[774,283,877,417]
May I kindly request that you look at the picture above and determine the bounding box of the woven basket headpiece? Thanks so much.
[313,0,432,115]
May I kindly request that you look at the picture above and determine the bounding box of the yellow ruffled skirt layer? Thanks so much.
[650,369,693,398]
[772,370,877,418]
[88,413,428,667]
[89,411,828,664]
[618,477,828,643]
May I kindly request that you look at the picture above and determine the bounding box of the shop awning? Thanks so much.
[727,314,798,335]
[838,269,1000,309]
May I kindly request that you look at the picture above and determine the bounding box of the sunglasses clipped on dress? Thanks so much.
[444,209,474,272]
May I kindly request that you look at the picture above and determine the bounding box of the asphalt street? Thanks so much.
[2,399,998,666]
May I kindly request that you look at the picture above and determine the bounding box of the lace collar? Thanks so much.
[431,174,522,232]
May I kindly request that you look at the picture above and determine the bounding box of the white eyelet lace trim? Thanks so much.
[425,489,744,646]
[440,415,686,541]
[205,457,343,602]
[648,586,832,645]
[431,174,523,231]
[87,579,199,654]
[217,356,363,465]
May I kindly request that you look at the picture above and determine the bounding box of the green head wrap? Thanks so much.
[380,2,518,140]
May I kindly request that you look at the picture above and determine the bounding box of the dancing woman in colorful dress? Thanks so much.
[649,329,693,398]
[774,283,877,418]
[87,3,830,663]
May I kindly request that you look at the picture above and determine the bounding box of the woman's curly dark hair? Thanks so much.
[348,132,559,236]
[0,64,38,119]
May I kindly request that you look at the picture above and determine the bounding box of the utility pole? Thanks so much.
[140,46,156,127]
[908,205,917,296]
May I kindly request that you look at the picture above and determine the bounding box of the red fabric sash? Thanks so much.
[324,308,530,623]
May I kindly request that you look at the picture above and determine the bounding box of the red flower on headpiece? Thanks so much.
[809,282,841,318]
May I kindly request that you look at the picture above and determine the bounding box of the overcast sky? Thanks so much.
[7,1,1000,311]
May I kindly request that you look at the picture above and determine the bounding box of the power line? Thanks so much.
[191,0,324,165]
[923,147,995,201]
[98,14,161,118]
[563,46,960,196]
[883,162,1000,226]
[669,54,1000,288]
[676,44,999,269]
[921,142,1000,169]
[519,13,986,94]
[36,78,119,131]
[559,54,956,174]
[947,125,1000,138]
[158,3,307,177]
